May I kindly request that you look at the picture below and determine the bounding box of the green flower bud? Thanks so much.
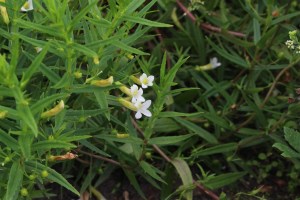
[41,170,49,178]
[20,188,28,196]
[90,76,114,87]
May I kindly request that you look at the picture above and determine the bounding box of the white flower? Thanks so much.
[35,47,43,53]
[21,0,33,12]
[134,100,152,119]
[195,57,221,71]
[285,40,295,49]
[210,57,221,69]
[130,84,145,103]
[139,73,154,88]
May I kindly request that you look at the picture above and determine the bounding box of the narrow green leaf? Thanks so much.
[123,169,146,199]
[253,18,260,44]
[111,40,148,55]
[159,112,202,118]
[149,134,194,145]
[69,0,98,29]
[124,15,172,27]
[0,129,19,150]
[174,117,218,144]
[14,19,64,38]
[192,143,238,157]
[21,45,49,88]
[25,161,80,196]
[201,172,246,189]
[94,134,143,144]
[18,135,33,159]
[79,140,110,157]
[17,104,38,137]
[154,118,181,133]
[171,158,193,200]
[271,11,300,25]
[94,90,110,120]
[5,161,23,200]
[160,52,167,82]
[32,140,76,151]
[140,161,166,184]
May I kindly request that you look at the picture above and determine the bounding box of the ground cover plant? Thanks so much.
[0,0,300,199]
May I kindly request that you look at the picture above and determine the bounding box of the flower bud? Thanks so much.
[41,170,49,178]
[49,152,78,161]
[93,56,99,64]
[0,110,7,119]
[20,188,28,196]
[34,47,43,53]
[73,71,82,79]
[0,0,9,25]
[130,75,142,85]
[90,76,113,87]
[29,174,36,181]
[119,85,131,96]
[125,53,134,60]
[116,133,129,138]
[118,98,137,111]
[41,100,64,118]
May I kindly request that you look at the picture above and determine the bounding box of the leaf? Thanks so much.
[69,0,98,29]
[18,134,33,160]
[253,17,260,44]
[201,172,246,189]
[17,104,38,137]
[192,143,238,157]
[123,169,146,199]
[94,90,110,120]
[271,11,300,25]
[160,52,167,82]
[94,134,143,144]
[25,161,80,196]
[149,134,194,145]
[273,143,300,158]
[171,158,193,200]
[79,140,110,157]
[284,127,300,153]
[0,128,19,150]
[140,161,166,184]
[159,112,202,118]
[14,19,64,38]
[154,118,181,133]
[111,40,148,55]
[124,15,172,27]
[4,161,23,200]
[174,117,218,144]
[32,140,76,151]
[21,45,49,88]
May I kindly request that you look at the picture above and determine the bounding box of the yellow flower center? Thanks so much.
[23,2,30,9]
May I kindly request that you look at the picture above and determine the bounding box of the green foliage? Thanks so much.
[0,0,299,199]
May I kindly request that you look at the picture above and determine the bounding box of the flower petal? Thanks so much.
[142,100,152,110]
[142,110,152,117]
[148,75,154,83]
[135,111,142,119]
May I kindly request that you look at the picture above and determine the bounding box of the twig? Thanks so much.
[194,181,220,200]
[76,149,121,167]
[176,0,246,38]
[131,117,219,200]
